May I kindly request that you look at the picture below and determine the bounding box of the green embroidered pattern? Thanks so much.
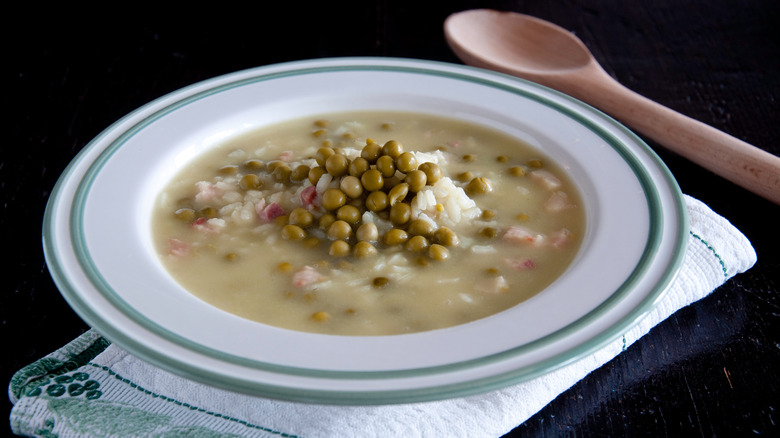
[690,231,728,278]
[85,363,298,437]
[26,371,103,400]
[11,331,297,438]
[9,335,110,400]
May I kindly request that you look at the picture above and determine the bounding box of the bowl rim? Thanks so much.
[43,56,688,404]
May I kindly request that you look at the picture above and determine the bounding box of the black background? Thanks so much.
[6,1,779,436]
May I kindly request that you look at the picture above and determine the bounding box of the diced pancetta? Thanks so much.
[278,150,294,162]
[292,266,326,288]
[168,238,190,256]
[300,185,319,209]
[503,225,546,247]
[549,228,572,248]
[257,202,285,223]
[529,169,562,190]
[544,191,573,212]
[194,181,222,204]
[505,257,536,270]
[191,217,226,234]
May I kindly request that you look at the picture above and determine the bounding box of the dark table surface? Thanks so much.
[6,1,779,436]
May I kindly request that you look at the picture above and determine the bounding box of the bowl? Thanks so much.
[43,57,687,404]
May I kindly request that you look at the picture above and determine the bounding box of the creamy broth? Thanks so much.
[152,112,585,335]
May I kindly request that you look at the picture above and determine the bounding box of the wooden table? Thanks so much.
[6,1,778,435]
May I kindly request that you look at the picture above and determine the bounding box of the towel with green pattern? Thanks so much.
[8,195,756,438]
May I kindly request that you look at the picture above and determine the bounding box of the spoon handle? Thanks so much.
[569,72,780,204]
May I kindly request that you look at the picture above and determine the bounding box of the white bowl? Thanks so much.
[43,57,687,404]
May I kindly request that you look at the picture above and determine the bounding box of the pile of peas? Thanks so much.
[275,137,475,262]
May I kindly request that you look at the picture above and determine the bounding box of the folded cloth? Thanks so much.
[8,195,756,438]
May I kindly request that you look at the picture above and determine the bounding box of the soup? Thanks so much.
[152,112,585,335]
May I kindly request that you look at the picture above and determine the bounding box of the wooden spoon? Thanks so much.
[444,9,780,204]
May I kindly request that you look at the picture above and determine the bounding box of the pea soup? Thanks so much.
[152,112,585,335]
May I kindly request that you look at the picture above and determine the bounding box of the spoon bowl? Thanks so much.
[447,10,592,74]
[445,9,780,204]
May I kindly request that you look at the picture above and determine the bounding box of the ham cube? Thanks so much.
[505,257,536,270]
[257,202,285,223]
[529,169,562,190]
[503,225,545,246]
[544,191,573,212]
[168,238,190,256]
[292,266,326,288]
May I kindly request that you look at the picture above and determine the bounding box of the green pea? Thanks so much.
[466,177,493,196]
[325,153,349,177]
[239,173,262,190]
[340,175,364,199]
[433,227,459,247]
[376,155,396,178]
[356,222,379,242]
[387,183,409,205]
[274,215,288,226]
[456,171,474,183]
[383,228,409,246]
[327,220,353,240]
[405,235,430,252]
[218,164,239,175]
[428,244,450,261]
[365,191,389,212]
[303,237,321,248]
[382,140,403,158]
[329,240,351,257]
[479,227,498,238]
[348,157,370,177]
[290,164,311,182]
[316,147,336,166]
[353,241,378,258]
[174,208,195,222]
[308,166,327,185]
[527,159,543,168]
[407,218,435,237]
[337,205,362,225]
[243,159,265,170]
[418,162,442,185]
[389,202,411,226]
[321,188,347,210]
[361,142,382,163]
[360,169,384,192]
[383,175,403,192]
[319,213,336,230]
[288,207,314,227]
[197,206,218,218]
[281,224,306,241]
[509,166,527,177]
[395,152,417,173]
[272,164,291,182]
[266,161,287,171]
[404,170,427,192]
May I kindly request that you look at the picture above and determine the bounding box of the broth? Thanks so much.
[152,112,585,335]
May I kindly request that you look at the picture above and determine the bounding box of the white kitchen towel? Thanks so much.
[9,195,756,438]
